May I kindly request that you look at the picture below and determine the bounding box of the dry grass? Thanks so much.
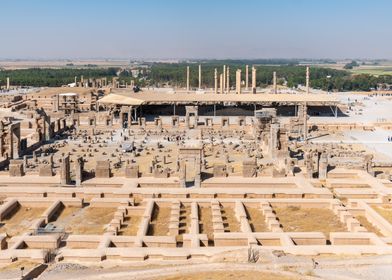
[0,260,40,272]
[152,271,298,280]
[199,206,213,240]
[221,206,240,232]
[355,215,383,236]
[274,206,347,238]
[147,206,171,236]
[372,205,392,224]
[245,206,269,232]
[49,206,80,223]
[118,216,142,236]
[0,206,46,237]
[65,207,116,235]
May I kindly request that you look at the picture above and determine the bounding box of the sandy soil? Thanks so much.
[372,205,392,224]
[274,206,347,238]
[64,207,116,235]
[220,206,240,232]
[355,215,383,236]
[147,206,171,236]
[245,206,269,232]
[0,206,46,237]
[199,206,213,241]
[118,216,142,236]
[150,270,297,280]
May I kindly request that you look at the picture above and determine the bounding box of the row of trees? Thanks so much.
[0,68,119,87]
[148,63,385,91]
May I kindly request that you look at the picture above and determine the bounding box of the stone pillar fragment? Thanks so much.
[318,153,328,180]
[60,155,71,185]
[75,157,84,186]
[9,160,24,177]
[273,71,277,94]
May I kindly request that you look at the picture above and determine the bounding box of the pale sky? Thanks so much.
[0,0,391,59]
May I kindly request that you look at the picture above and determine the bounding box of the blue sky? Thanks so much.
[0,0,391,59]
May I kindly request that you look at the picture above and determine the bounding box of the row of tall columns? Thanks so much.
[186,65,202,91]
[184,64,309,95]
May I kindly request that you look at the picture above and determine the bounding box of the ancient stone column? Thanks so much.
[198,64,202,89]
[318,153,328,180]
[236,69,242,94]
[273,71,277,94]
[303,102,308,141]
[186,66,190,92]
[220,74,223,94]
[75,157,84,186]
[223,65,226,92]
[306,66,310,94]
[214,68,218,94]
[245,65,249,90]
[251,66,256,93]
[60,155,71,185]
[0,134,3,157]
[6,77,10,90]
[269,123,279,159]
[44,116,51,141]
[74,76,77,84]
[226,66,230,93]
[305,152,313,179]
[23,155,28,169]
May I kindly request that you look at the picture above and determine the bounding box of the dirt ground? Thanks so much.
[355,215,383,236]
[274,206,347,238]
[147,206,171,236]
[0,206,46,237]
[150,270,298,280]
[221,206,240,232]
[245,206,269,232]
[118,216,142,236]
[372,205,392,224]
[64,207,116,235]
[199,206,213,241]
